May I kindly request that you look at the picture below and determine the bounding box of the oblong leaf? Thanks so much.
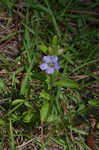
[40,102,49,123]
[54,79,78,88]
[88,99,99,107]
[22,110,33,123]
[40,90,50,100]
[12,99,25,105]
[9,119,15,150]
[47,114,58,123]
[39,44,48,54]
[96,122,99,129]
[0,118,6,126]
[52,35,58,46]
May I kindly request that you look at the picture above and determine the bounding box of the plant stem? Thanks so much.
[50,75,53,97]
[41,120,44,150]
[40,75,53,150]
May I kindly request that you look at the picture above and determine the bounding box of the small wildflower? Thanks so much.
[40,56,60,74]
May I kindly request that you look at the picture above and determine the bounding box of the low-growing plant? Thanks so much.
[0,0,99,149]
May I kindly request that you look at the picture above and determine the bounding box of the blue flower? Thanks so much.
[40,56,60,74]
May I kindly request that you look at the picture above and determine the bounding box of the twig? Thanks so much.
[16,138,39,150]
[68,9,99,16]
[72,70,99,81]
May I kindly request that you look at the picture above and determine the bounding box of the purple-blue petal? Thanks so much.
[40,63,48,70]
[51,56,58,63]
[46,67,54,74]
[40,55,60,74]
[54,63,60,70]
[43,56,51,63]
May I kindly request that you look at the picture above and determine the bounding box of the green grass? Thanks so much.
[0,0,99,149]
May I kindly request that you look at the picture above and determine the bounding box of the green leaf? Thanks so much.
[40,102,49,123]
[22,110,33,123]
[88,99,99,107]
[11,99,25,105]
[9,119,16,150]
[48,47,53,55]
[11,114,20,122]
[54,79,78,88]
[8,103,23,116]
[52,35,58,55]
[40,90,50,100]
[52,35,58,46]
[96,122,99,129]
[72,127,88,135]
[39,44,48,54]
[53,71,59,80]
[0,79,6,89]
[20,59,34,95]
[47,114,58,123]
[45,75,51,89]
[0,118,6,126]
[77,104,85,112]
[0,79,7,93]
[24,101,32,108]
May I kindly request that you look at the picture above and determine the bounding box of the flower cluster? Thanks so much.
[40,56,60,74]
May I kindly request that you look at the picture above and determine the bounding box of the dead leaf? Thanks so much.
[86,129,97,150]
